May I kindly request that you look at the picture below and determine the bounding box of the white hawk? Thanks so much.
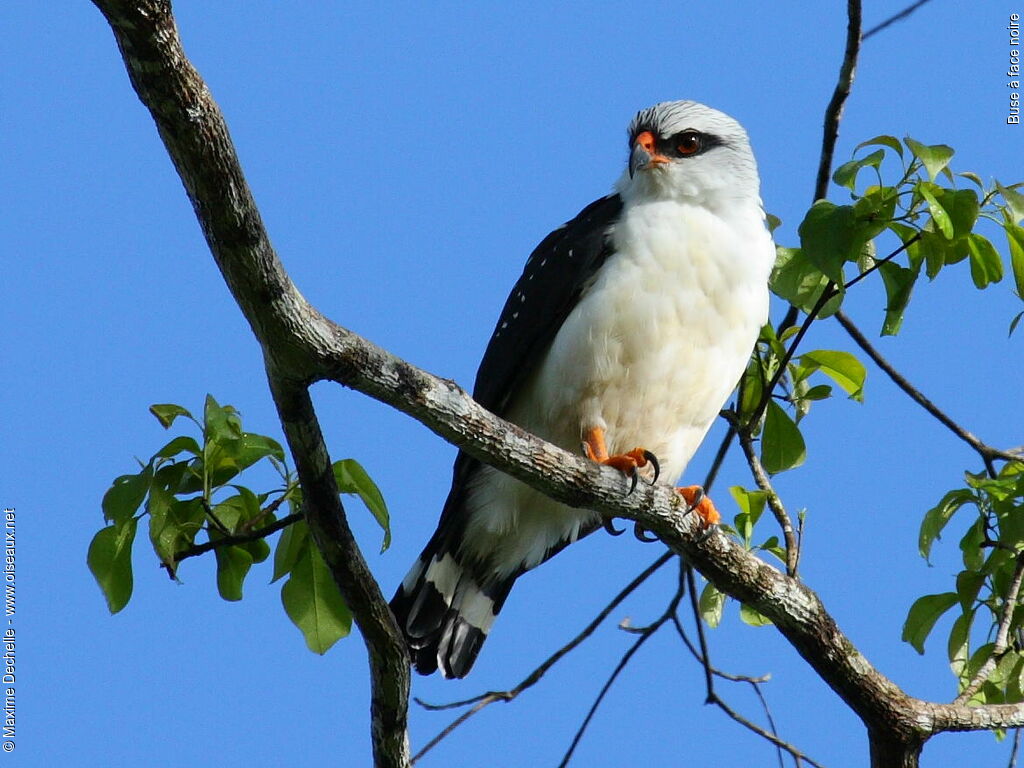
[391,100,775,678]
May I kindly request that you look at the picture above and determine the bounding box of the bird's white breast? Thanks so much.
[464,198,774,576]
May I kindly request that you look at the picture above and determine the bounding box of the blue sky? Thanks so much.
[5,1,1024,766]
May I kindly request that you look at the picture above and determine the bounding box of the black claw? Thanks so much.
[603,517,625,536]
[696,523,718,543]
[633,523,659,543]
[626,468,639,495]
[686,486,705,512]
[643,450,661,484]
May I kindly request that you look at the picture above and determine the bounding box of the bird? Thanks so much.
[390,100,775,678]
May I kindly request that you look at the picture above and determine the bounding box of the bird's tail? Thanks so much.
[390,533,515,679]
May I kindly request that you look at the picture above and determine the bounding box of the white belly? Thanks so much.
[464,198,773,576]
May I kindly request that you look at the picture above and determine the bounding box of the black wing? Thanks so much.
[472,193,623,414]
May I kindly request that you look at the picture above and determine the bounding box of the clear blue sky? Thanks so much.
[5,1,1024,766]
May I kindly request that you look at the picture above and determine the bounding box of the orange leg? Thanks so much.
[677,486,721,527]
[582,427,660,492]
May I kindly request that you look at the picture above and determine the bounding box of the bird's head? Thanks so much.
[618,100,762,210]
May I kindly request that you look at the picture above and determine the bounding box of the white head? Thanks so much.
[616,100,763,211]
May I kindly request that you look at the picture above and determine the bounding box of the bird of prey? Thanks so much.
[391,100,775,678]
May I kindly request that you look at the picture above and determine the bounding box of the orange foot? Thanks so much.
[581,426,660,493]
[677,486,721,527]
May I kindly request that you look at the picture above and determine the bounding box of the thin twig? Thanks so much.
[707,692,828,768]
[669,613,769,684]
[737,427,799,576]
[162,511,303,578]
[835,309,1021,475]
[675,579,818,768]
[557,581,687,767]
[1010,727,1022,768]
[956,554,1024,704]
[411,551,674,761]
[863,0,934,40]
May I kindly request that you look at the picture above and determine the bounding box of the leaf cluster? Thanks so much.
[87,396,390,655]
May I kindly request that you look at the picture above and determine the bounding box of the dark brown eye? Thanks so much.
[676,131,702,156]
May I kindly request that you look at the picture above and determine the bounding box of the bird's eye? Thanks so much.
[676,132,702,156]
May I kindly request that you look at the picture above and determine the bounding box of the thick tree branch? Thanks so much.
[91,1,1024,766]
[90,2,411,765]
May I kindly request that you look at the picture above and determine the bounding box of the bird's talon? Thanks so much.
[633,523,659,543]
[696,524,718,543]
[603,517,625,536]
[627,470,639,495]
[643,450,660,484]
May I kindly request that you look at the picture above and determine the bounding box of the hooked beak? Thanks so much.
[628,130,670,178]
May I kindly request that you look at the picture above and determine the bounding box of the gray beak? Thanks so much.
[628,142,650,179]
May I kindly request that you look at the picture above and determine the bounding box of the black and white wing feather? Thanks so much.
[390,194,623,678]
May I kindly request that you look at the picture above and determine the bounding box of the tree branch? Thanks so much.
[835,310,1021,473]
[164,511,303,577]
[737,425,800,576]
[863,0,935,40]
[955,555,1024,705]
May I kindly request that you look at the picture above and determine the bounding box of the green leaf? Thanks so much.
[904,137,954,181]
[214,544,254,601]
[730,486,768,544]
[997,182,1024,225]
[770,247,843,317]
[799,350,867,400]
[955,569,985,613]
[87,518,138,614]
[242,537,272,565]
[960,518,986,571]
[699,582,726,628]
[948,609,974,675]
[101,465,153,525]
[878,261,917,336]
[832,149,885,192]
[334,459,391,552]
[147,487,203,567]
[204,394,243,443]
[918,183,953,239]
[967,233,1004,289]
[152,435,201,462]
[935,188,980,240]
[281,545,352,654]
[149,403,193,429]
[902,592,958,654]
[855,135,904,158]
[919,488,975,561]
[761,401,806,474]
[273,518,310,582]
[798,201,861,283]
[803,384,833,401]
[1005,223,1024,297]
[739,603,773,627]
